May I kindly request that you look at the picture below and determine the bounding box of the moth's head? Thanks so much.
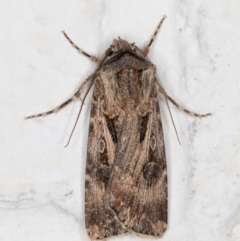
[110,37,136,53]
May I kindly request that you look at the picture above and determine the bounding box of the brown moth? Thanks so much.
[25,16,211,240]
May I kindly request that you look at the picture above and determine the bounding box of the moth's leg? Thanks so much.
[62,31,99,63]
[158,83,211,118]
[144,15,166,55]
[25,78,90,120]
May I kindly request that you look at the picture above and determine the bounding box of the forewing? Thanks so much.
[107,98,168,237]
[85,78,127,240]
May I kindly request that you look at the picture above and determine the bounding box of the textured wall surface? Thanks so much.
[1,1,240,240]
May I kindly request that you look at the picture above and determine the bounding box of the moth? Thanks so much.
[25,16,211,240]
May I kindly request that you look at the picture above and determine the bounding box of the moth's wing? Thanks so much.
[85,78,127,240]
[108,98,167,237]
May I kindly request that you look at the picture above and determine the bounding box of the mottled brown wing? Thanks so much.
[107,97,168,237]
[85,77,127,240]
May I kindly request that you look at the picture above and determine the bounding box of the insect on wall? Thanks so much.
[25,16,211,240]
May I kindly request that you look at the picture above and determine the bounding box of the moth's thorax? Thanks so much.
[118,69,140,98]
[98,65,157,117]
[96,38,157,118]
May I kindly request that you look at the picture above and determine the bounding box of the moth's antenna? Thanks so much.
[64,80,94,148]
[144,15,166,55]
[62,31,99,63]
[165,97,181,145]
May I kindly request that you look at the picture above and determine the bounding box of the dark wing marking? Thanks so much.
[140,113,149,143]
